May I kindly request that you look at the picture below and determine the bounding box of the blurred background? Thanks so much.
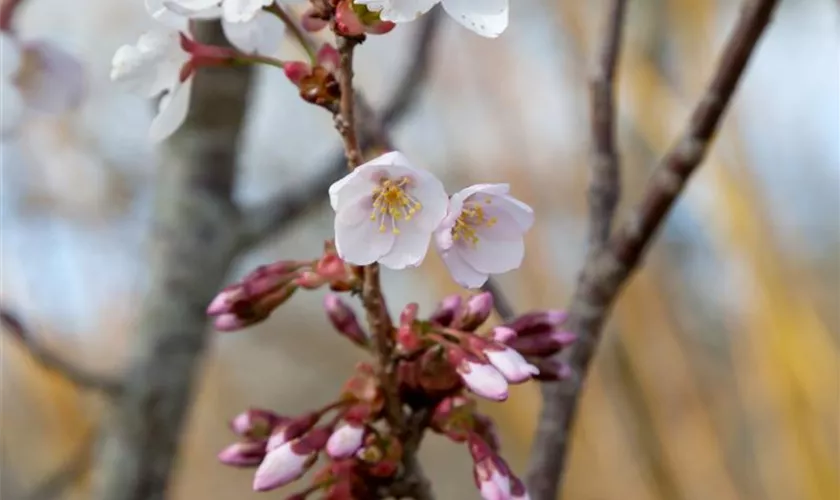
[1,0,837,499]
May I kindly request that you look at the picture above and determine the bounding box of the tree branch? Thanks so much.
[24,433,93,500]
[94,21,253,500]
[0,307,122,396]
[526,1,779,499]
[237,11,442,250]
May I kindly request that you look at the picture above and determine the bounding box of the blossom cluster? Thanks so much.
[330,151,534,288]
[216,290,574,499]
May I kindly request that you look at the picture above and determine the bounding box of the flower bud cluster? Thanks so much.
[207,241,357,331]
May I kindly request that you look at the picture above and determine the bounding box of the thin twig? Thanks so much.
[481,279,517,322]
[335,37,364,169]
[526,1,779,499]
[1,307,122,396]
[237,13,443,250]
[267,2,318,62]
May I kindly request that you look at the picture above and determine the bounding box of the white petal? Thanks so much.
[111,30,185,98]
[485,347,538,383]
[460,237,524,275]
[222,9,285,55]
[458,361,508,401]
[329,169,377,215]
[377,221,433,270]
[17,41,85,114]
[0,79,24,136]
[222,0,274,23]
[325,424,364,459]
[334,217,395,266]
[406,168,449,231]
[442,0,508,38]
[492,194,534,231]
[148,0,196,28]
[252,443,308,491]
[149,79,192,142]
[357,0,439,22]
[1,33,22,78]
[439,247,488,288]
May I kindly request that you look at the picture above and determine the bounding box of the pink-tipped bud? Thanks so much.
[506,330,576,357]
[296,271,327,289]
[532,359,574,382]
[490,326,517,344]
[283,61,312,85]
[267,412,320,451]
[459,292,494,331]
[334,0,366,36]
[315,253,348,281]
[218,440,267,467]
[397,303,421,351]
[230,408,283,440]
[483,345,539,384]
[324,294,367,347]
[316,44,340,73]
[301,8,329,32]
[326,422,365,459]
[472,453,512,500]
[213,313,254,332]
[450,350,508,402]
[507,310,567,336]
[253,428,330,491]
[473,413,501,453]
[429,294,462,326]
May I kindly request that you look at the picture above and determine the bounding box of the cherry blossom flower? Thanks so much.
[329,151,448,270]
[354,0,509,38]
[1,32,85,135]
[435,184,534,288]
[110,8,191,142]
[161,0,299,54]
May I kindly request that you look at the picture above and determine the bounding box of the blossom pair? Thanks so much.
[329,151,533,288]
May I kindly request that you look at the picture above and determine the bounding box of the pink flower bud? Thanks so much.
[324,294,367,347]
[459,292,494,331]
[213,313,255,332]
[334,0,367,36]
[284,61,312,86]
[473,455,512,500]
[267,412,320,451]
[316,44,340,73]
[218,441,266,467]
[301,8,329,32]
[296,271,327,289]
[315,253,348,281]
[532,359,574,382]
[473,413,501,453]
[230,408,283,439]
[429,294,462,326]
[506,330,576,357]
[510,475,530,500]
[451,350,508,402]
[253,428,330,491]
[490,326,517,344]
[507,310,567,336]
[483,345,539,384]
[326,422,365,459]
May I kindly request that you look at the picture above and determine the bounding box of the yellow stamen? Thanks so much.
[371,177,423,234]
[451,200,497,247]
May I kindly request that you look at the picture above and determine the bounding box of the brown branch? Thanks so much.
[588,0,627,249]
[237,12,443,250]
[1,307,122,396]
[526,1,779,499]
[24,433,93,500]
[481,279,516,322]
[94,21,253,500]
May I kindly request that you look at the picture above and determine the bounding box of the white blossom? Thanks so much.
[483,345,539,384]
[1,32,85,135]
[329,151,448,270]
[434,184,534,288]
[456,358,509,401]
[162,0,301,54]
[354,0,508,38]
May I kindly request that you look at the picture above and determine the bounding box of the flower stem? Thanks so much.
[266,3,318,64]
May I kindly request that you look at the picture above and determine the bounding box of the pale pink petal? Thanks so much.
[18,41,85,114]
[441,0,508,38]
[479,470,511,500]
[111,30,184,98]
[0,79,24,136]
[461,238,524,275]
[325,424,364,459]
[440,247,488,289]
[252,443,309,491]
[164,0,221,17]
[491,194,534,231]
[334,217,395,266]
[222,9,285,54]
[356,0,439,23]
[406,168,449,231]
[377,221,432,269]
[149,0,201,27]
[222,0,274,23]
[458,360,508,401]
[484,347,538,384]
[149,79,192,142]
[329,168,376,213]
[1,33,22,78]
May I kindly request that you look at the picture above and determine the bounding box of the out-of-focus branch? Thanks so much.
[95,21,253,500]
[526,1,779,499]
[24,434,93,500]
[0,307,122,396]
[0,0,24,31]
[237,10,443,250]
[481,279,516,321]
